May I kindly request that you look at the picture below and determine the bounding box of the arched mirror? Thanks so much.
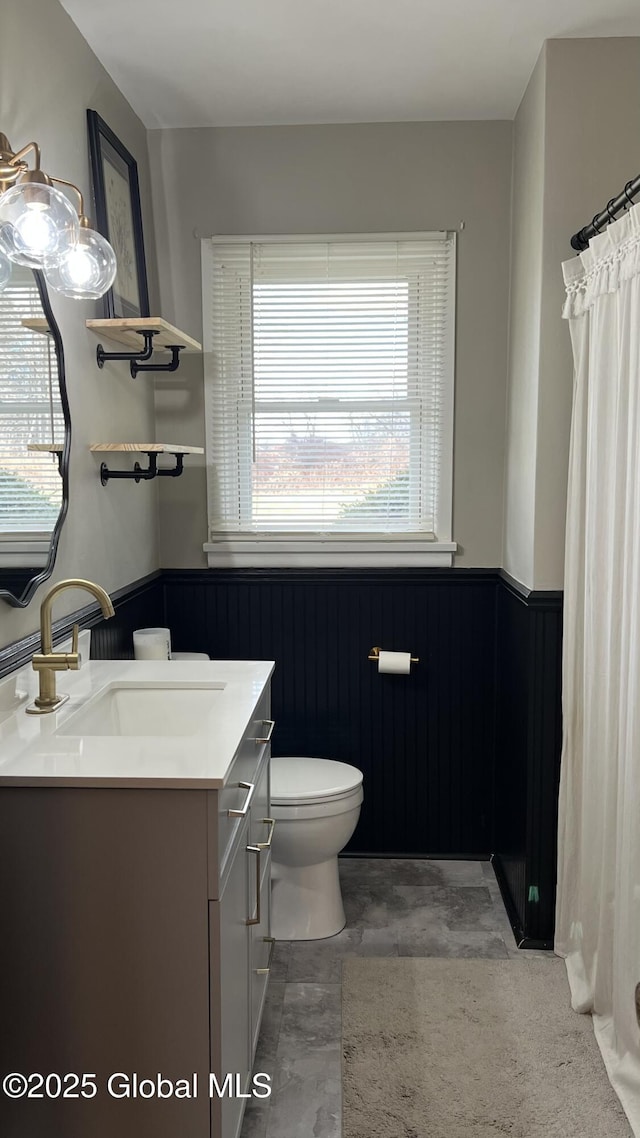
[0,269,70,608]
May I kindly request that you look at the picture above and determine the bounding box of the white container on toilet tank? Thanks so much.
[133,628,172,660]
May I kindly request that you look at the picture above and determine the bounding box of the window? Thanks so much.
[203,234,456,567]
[0,269,64,565]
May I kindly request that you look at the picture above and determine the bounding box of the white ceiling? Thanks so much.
[60,0,640,128]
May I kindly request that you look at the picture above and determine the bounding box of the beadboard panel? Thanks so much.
[1,567,563,945]
[163,569,498,857]
[89,575,164,661]
[527,601,563,943]
[494,581,530,942]
[494,577,563,947]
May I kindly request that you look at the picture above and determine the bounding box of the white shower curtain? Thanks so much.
[556,203,640,1132]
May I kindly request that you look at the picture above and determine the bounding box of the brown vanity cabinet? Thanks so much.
[0,683,273,1138]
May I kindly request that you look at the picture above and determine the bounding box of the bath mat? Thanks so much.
[342,957,633,1138]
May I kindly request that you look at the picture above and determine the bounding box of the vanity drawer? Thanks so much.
[208,693,273,896]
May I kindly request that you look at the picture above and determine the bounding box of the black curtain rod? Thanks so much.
[571,174,640,251]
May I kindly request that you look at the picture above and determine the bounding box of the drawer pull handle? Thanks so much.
[246,845,261,925]
[255,936,276,975]
[256,719,275,745]
[257,818,276,850]
[228,781,255,818]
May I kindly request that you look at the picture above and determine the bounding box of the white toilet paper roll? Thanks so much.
[378,650,412,675]
[133,627,172,660]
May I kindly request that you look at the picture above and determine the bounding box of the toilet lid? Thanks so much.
[271,756,363,805]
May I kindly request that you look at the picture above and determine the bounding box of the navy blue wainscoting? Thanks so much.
[493,575,563,948]
[0,567,563,944]
[162,569,499,858]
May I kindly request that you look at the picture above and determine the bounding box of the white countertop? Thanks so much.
[0,659,274,789]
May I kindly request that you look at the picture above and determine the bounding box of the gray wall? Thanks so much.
[149,121,513,568]
[537,38,640,590]
[0,0,160,647]
[503,51,546,590]
[504,37,640,591]
[6,18,632,618]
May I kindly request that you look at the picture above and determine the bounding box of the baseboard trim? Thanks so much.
[490,853,526,940]
[517,937,555,951]
[340,851,492,860]
[490,853,554,950]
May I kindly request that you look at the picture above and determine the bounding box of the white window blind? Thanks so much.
[0,270,64,537]
[203,234,455,541]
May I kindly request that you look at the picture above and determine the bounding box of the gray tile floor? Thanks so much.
[240,858,537,1138]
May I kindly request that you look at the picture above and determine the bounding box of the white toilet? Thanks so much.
[270,756,364,941]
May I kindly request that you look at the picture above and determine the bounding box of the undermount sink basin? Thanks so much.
[56,682,226,738]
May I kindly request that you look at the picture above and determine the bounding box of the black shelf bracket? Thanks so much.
[96,330,157,370]
[100,452,185,486]
[130,344,184,378]
[96,332,186,377]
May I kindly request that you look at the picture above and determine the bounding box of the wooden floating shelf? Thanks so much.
[89,443,203,454]
[86,318,201,354]
[90,442,203,485]
[27,442,64,474]
[21,318,52,335]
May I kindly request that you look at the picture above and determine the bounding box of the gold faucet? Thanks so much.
[27,578,115,715]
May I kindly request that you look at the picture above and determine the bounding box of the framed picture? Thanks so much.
[86,109,150,320]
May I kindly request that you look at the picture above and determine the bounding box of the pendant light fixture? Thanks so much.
[0,132,117,300]
[0,176,79,268]
[41,176,116,300]
[44,221,117,299]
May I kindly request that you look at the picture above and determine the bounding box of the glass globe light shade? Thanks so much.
[44,225,117,299]
[0,180,80,268]
[0,244,11,292]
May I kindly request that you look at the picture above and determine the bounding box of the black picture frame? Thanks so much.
[86,109,150,320]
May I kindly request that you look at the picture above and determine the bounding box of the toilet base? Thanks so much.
[271,857,346,940]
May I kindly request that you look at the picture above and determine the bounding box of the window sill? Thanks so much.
[0,537,50,569]
[203,537,457,569]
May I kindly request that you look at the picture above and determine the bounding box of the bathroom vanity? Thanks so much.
[0,659,274,1138]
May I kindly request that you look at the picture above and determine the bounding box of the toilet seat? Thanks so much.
[271,756,363,806]
[270,786,363,821]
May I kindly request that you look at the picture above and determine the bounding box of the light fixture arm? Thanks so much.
[49,175,88,223]
[11,140,42,170]
[0,135,42,192]
[0,133,88,222]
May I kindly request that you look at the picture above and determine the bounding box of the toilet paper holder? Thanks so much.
[368,646,419,664]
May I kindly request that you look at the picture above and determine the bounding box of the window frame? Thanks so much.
[0,271,65,570]
[203,232,457,568]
